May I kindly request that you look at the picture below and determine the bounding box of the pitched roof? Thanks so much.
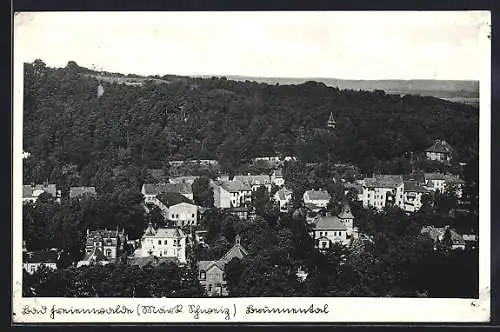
[404,181,431,193]
[143,226,186,238]
[338,204,354,219]
[143,182,193,196]
[421,226,465,245]
[23,249,59,264]
[128,256,179,267]
[233,175,271,186]
[169,176,199,184]
[70,186,96,198]
[222,243,248,262]
[197,260,226,272]
[157,192,194,207]
[364,175,404,189]
[425,139,453,154]
[220,180,252,192]
[304,190,331,201]
[424,173,447,181]
[23,184,57,198]
[82,247,109,262]
[274,168,283,177]
[314,216,347,230]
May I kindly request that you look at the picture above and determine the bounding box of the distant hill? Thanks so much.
[197,75,479,102]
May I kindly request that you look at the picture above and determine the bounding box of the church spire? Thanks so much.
[327,112,336,128]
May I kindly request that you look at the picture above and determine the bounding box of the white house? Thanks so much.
[425,139,453,163]
[23,184,61,204]
[155,192,199,226]
[141,182,194,204]
[136,223,187,264]
[274,187,293,212]
[271,168,285,187]
[362,175,404,210]
[213,180,252,208]
[424,173,465,197]
[23,249,59,274]
[403,181,431,213]
[303,190,331,209]
[311,215,349,249]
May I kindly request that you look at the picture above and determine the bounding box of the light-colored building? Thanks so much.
[424,173,464,197]
[169,176,200,186]
[274,187,292,212]
[362,175,404,210]
[303,190,331,209]
[425,139,453,163]
[271,168,285,187]
[213,180,252,208]
[23,184,61,204]
[311,215,349,249]
[197,235,248,296]
[69,186,97,199]
[403,181,431,212]
[136,223,187,264]
[23,249,59,274]
[155,192,199,226]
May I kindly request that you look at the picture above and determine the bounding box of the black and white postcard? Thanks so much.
[12,11,491,323]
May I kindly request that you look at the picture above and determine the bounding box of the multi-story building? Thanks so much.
[23,249,59,274]
[362,175,404,210]
[212,180,252,208]
[310,203,355,249]
[403,181,431,212]
[197,234,248,296]
[233,174,273,192]
[425,139,453,163]
[156,192,199,227]
[274,187,292,212]
[136,223,187,264]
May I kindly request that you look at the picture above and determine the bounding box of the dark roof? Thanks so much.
[304,190,331,200]
[220,180,252,192]
[70,187,96,198]
[364,175,403,189]
[128,256,179,267]
[402,173,426,183]
[23,249,59,263]
[157,192,194,207]
[404,181,431,193]
[314,216,347,230]
[82,247,109,262]
[86,229,120,246]
[425,139,453,154]
[142,182,193,196]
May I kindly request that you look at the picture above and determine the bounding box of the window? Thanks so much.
[158,240,161,245]
[324,232,327,236]
[106,239,112,245]
[200,271,206,280]
[105,249,112,257]
[208,284,212,291]
[333,231,336,236]
[192,213,195,218]
[171,214,174,218]
[176,214,179,218]
[321,242,327,249]
[164,240,168,245]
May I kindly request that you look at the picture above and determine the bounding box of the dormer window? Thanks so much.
[200,270,206,280]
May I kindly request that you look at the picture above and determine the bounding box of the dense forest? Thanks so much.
[23,59,479,189]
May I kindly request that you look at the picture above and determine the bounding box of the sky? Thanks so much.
[14,11,490,80]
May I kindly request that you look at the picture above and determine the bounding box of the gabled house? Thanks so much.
[80,228,127,265]
[403,181,431,212]
[197,235,248,297]
[303,190,331,209]
[23,184,61,204]
[135,223,187,264]
[233,174,273,192]
[169,176,199,186]
[311,215,349,249]
[156,192,199,227]
[362,175,404,210]
[69,186,96,200]
[23,249,59,274]
[141,182,194,203]
[421,226,466,250]
[218,180,252,208]
[425,139,453,163]
[274,187,292,212]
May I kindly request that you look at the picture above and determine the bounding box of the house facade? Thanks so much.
[197,235,248,296]
[362,175,404,210]
[303,190,331,209]
[311,215,349,249]
[403,181,431,212]
[274,187,292,212]
[23,184,61,204]
[425,139,453,163]
[167,202,199,227]
[217,180,252,208]
[136,223,187,264]
[81,229,127,264]
[233,175,273,192]
[141,182,194,204]
[212,183,231,209]
[271,169,285,187]
[23,249,59,274]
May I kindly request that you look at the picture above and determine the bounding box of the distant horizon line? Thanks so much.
[26,60,480,83]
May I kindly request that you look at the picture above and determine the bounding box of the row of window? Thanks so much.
[170,213,196,219]
[156,239,180,245]
[318,231,343,237]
